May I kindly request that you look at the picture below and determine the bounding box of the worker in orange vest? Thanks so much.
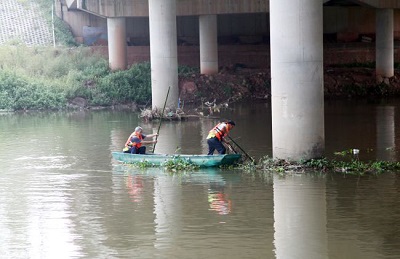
[123,126,158,154]
[206,120,235,155]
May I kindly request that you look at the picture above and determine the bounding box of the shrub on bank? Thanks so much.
[94,62,152,106]
[0,70,66,110]
[0,46,154,110]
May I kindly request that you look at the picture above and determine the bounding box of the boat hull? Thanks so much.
[112,152,241,167]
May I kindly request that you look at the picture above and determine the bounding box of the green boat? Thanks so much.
[112,152,242,167]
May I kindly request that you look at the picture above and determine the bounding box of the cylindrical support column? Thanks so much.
[107,17,127,71]
[149,0,179,110]
[199,15,218,75]
[376,9,394,78]
[270,0,324,160]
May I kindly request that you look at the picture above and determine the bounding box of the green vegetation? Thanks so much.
[302,158,400,175]
[0,42,201,111]
[163,158,200,171]
[178,65,199,76]
[0,0,159,111]
[125,157,200,171]
[124,149,400,175]
[0,45,156,110]
[127,160,155,169]
[239,152,400,176]
[35,0,77,46]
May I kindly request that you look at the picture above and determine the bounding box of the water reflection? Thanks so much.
[126,175,145,203]
[273,174,328,259]
[150,123,171,154]
[376,106,396,161]
[112,165,274,258]
[326,173,400,258]
[325,100,400,161]
[208,183,232,215]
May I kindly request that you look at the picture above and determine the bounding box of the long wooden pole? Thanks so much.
[152,86,170,153]
[224,142,237,154]
[227,135,254,163]
[52,2,56,47]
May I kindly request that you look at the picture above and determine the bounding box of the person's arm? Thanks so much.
[142,139,157,144]
[124,133,134,147]
[146,133,159,138]
[221,126,229,142]
[140,134,157,144]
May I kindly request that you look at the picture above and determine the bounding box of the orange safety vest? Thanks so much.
[207,122,230,141]
[125,132,144,148]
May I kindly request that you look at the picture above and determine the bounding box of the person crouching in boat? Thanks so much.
[206,120,235,155]
[123,126,158,154]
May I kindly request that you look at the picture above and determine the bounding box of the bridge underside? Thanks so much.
[64,0,400,16]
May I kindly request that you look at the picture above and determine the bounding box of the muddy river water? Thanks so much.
[0,99,399,258]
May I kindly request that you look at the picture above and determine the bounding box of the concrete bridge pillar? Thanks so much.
[199,15,218,74]
[149,0,179,110]
[107,17,127,71]
[270,0,324,160]
[376,9,394,78]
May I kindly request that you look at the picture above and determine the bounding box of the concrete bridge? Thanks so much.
[64,0,400,14]
[59,0,399,161]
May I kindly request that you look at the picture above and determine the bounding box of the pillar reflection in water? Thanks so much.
[110,129,126,154]
[273,175,328,259]
[153,174,182,249]
[376,106,395,161]
[179,120,203,154]
[200,119,218,155]
[151,123,181,154]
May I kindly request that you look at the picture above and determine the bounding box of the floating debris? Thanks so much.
[140,107,186,121]
[140,99,231,121]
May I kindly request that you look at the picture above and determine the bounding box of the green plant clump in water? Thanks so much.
[125,158,200,171]
[127,160,154,169]
[304,158,400,175]
[162,158,200,171]
[238,153,400,176]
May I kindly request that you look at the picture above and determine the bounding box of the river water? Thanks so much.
[0,100,399,259]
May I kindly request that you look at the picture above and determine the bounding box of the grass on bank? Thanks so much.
[0,46,151,110]
[0,45,199,111]
[0,0,197,111]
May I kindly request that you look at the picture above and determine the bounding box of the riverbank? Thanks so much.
[178,65,400,108]
[1,45,400,112]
